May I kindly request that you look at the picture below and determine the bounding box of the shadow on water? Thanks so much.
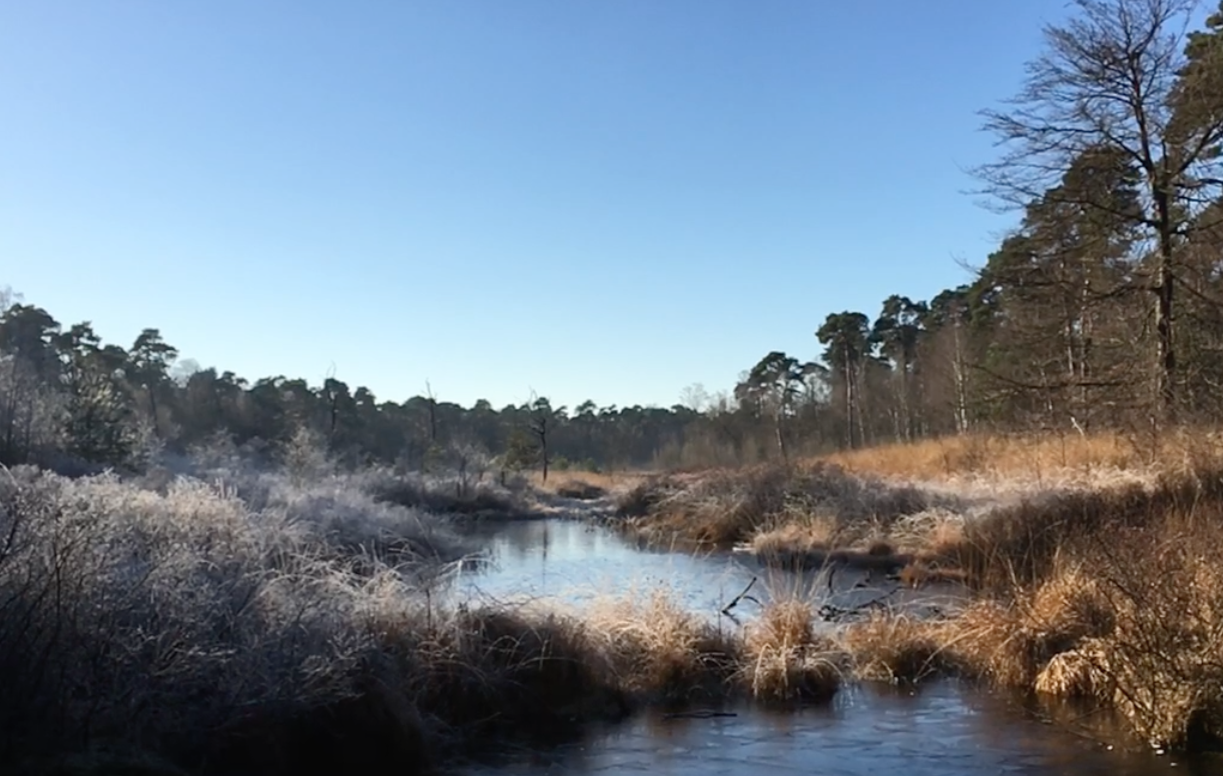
[443,519,1223,776]
[455,682,1223,776]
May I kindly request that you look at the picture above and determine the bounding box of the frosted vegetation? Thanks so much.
[0,449,854,774]
[0,442,482,770]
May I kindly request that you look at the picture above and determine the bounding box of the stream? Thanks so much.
[443,516,1223,776]
[447,516,960,619]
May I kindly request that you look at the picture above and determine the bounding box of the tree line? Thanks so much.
[728,0,1223,460]
[0,292,710,473]
[3,0,1221,475]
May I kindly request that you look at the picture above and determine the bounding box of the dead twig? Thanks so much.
[721,576,760,616]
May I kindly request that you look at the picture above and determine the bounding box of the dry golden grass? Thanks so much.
[931,467,1223,592]
[893,492,1223,751]
[822,432,1134,480]
[741,599,842,702]
[840,613,949,683]
[1034,639,1111,699]
[940,562,1115,688]
[531,469,650,495]
[207,586,852,772]
[749,515,840,556]
[585,588,739,703]
[578,434,1223,753]
[787,457,1223,752]
[582,590,842,705]
[888,508,966,554]
[820,428,1223,483]
[615,463,930,550]
[605,436,1223,750]
[747,504,972,579]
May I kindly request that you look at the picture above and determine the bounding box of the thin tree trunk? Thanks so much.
[1155,251,1176,421]
[541,435,549,483]
[148,385,160,438]
[952,320,969,434]
[774,411,788,463]
[1152,180,1177,424]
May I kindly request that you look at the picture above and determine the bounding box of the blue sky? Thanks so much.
[1,0,1075,410]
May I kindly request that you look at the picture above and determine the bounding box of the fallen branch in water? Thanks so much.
[663,710,738,719]
[818,585,902,622]
[721,576,760,615]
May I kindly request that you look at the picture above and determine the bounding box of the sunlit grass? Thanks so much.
[819,428,1223,483]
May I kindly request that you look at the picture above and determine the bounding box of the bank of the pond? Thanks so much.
[13,460,1223,774]
[604,460,1223,753]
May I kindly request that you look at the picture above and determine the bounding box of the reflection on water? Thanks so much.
[460,682,1223,776]
[445,519,1221,776]
[447,518,961,622]
[448,518,778,614]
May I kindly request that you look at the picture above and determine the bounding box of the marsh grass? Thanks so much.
[840,613,949,684]
[0,464,851,774]
[362,468,527,517]
[819,429,1223,497]
[530,469,646,498]
[0,463,481,772]
[1027,510,1223,749]
[585,588,739,703]
[611,434,1223,752]
[616,463,932,549]
[820,430,1223,481]
[734,458,1223,594]
[932,467,1223,592]
[553,480,609,500]
[832,461,1223,751]
[741,598,842,702]
[823,432,1137,479]
[14,432,1223,767]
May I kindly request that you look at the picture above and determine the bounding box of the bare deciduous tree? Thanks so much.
[975,0,1223,422]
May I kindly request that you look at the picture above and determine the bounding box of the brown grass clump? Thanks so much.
[531,469,646,492]
[921,465,1223,592]
[393,607,626,740]
[741,600,841,702]
[586,589,739,704]
[946,563,1115,688]
[1033,639,1111,699]
[840,613,949,683]
[928,495,1223,750]
[617,463,930,549]
[826,473,1223,752]
[750,599,817,651]
[553,480,609,500]
[615,475,687,518]
[748,514,840,556]
[1061,513,1223,749]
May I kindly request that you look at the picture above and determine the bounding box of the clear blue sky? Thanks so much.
[1,0,1073,410]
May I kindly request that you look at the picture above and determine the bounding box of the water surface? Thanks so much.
[458,682,1221,775]
[446,518,1213,776]
[449,518,961,621]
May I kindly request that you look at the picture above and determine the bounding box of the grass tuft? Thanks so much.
[840,613,949,683]
[741,599,842,702]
